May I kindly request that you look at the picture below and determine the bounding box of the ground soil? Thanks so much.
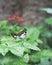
[0,0,52,26]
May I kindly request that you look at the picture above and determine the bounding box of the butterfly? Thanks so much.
[11,28,27,39]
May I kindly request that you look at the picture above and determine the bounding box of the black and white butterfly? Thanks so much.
[12,28,27,39]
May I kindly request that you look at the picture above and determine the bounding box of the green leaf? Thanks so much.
[9,46,25,56]
[12,60,30,65]
[45,17,52,25]
[26,27,40,40]
[38,58,51,65]
[0,45,8,56]
[30,51,42,62]
[0,36,15,43]
[0,36,25,57]
[42,31,52,38]
[30,50,52,63]
[23,54,29,63]
[0,20,8,26]
[40,8,52,14]
[0,53,18,65]
[41,50,52,57]
[23,42,40,51]
[36,39,43,44]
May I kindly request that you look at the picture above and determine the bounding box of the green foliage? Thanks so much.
[45,17,52,25]
[40,8,52,14]
[30,50,52,62]
[40,8,52,26]
[38,57,52,65]
[0,20,52,65]
[36,7,52,64]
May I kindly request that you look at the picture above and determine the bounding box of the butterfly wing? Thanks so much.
[12,28,27,39]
